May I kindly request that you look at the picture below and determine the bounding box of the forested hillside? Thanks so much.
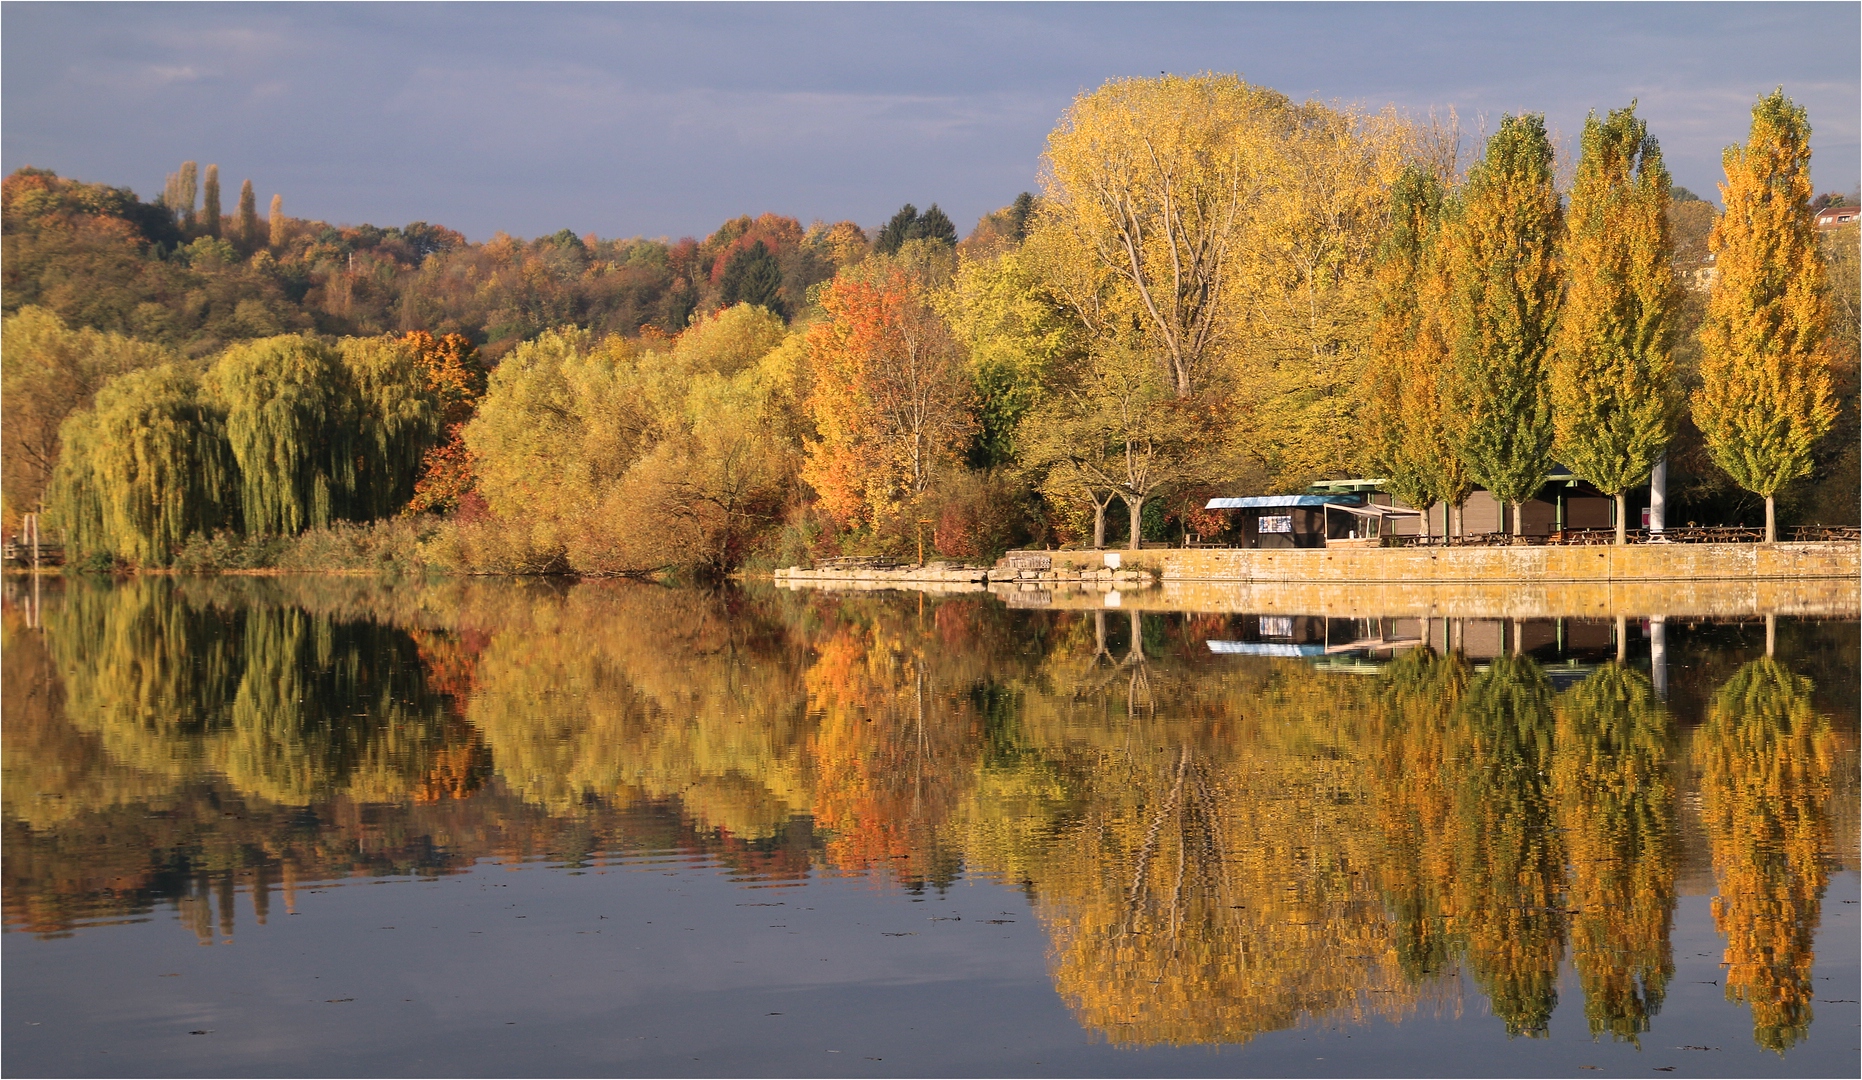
[4,75,1856,572]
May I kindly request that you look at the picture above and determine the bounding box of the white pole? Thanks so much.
[1649,455,1667,534]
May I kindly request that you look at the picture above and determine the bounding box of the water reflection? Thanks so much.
[2,577,1855,1053]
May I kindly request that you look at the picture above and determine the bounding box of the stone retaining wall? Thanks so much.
[1014,541,1858,584]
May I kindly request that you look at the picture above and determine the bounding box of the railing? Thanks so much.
[1790,525,1862,542]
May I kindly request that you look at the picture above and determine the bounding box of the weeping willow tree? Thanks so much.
[208,335,362,535]
[46,365,236,564]
[337,335,442,519]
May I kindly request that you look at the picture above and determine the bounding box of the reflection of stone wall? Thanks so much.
[1026,542,1859,586]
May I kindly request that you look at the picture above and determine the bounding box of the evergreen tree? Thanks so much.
[1693,90,1836,541]
[268,193,285,249]
[875,204,920,255]
[1445,114,1562,534]
[915,203,957,246]
[236,179,259,250]
[1007,192,1036,242]
[1366,165,1469,537]
[717,240,787,318]
[201,164,221,237]
[1552,104,1684,544]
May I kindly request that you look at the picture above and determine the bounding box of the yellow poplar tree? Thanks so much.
[1551,103,1684,544]
[1444,114,1562,535]
[1693,90,1836,541]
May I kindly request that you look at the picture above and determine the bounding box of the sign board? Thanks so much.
[1259,515,1293,534]
[1104,552,1121,568]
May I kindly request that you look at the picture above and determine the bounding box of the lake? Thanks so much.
[3,576,1857,1077]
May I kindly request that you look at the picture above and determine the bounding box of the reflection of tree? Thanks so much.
[1444,654,1565,1037]
[1695,658,1835,1052]
[1372,647,1466,987]
[43,577,468,805]
[1553,664,1675,1043]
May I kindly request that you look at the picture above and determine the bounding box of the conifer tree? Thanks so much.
[1693,90,1836,541]
[1444,114,1562,535]
[268,194,285,249]
[717,240,787,317]
[1551,104,1683,544]
[875,204,919,255]
[201,164,221,237]
[1366,165,1469,538]
[236,179,258,250]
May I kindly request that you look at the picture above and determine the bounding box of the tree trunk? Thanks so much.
[1512,501,1524,537]
[1093,499,1107,550]
[1764,495,1776,542]
[1125,494,1143,551]
[1615,491,1627,545]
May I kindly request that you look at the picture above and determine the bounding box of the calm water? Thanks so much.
[3,577,1857,1078]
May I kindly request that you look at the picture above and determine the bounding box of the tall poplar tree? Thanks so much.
[201,164,221,237]
[236,179,259,250]
[177,161,199,231]
[1693,90,1836,541]
[268,194,286,249]
[1366,165,1469,538]
[1445,114,1562,535]
[1551,104,1683,544]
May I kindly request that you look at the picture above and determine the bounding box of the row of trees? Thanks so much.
[10,579,1850,1049]
[1367,94,1836,542]
[8,76,1855,562]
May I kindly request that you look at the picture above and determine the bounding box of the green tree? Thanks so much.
[716,239,786,318]
[875,203,958,255]
[207,335,361,535]
[337,336,442,519]
[47,365,236,563]
[1445,114,1562,534]
[1552,104,1684,544]
[201,165,221,238]
[941,248,1080,467]
[1693,91,1837,541]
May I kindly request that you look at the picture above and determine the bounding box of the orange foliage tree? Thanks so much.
[402,331,486,516]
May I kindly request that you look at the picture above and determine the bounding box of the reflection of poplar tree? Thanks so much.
[1554,664,1676,1043]
[1696,658,1834,1052]
[1446,653,1565,1036]
[1373,646,1467,984]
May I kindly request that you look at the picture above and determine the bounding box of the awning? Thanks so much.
[1205,495,1360,509]
[1325,502,1423,518]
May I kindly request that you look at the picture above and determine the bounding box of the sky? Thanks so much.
[3,2,1857,243]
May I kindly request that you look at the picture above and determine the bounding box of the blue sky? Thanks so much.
[4,2,1857,242]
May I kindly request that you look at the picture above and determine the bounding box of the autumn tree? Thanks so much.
[1020,335,1208,548]
[1695,657,1836,1051]
[236,179,258,250]
[1551,104,1684,544]
[1036,74,1285,398]
[1693,91,1836,541]
[940,247,1080,467]
[1,307,174,526]
[801,270,975,531]
[162,161,199,229]
[1364,166,1468,537]
[1444,114,1562,535]
[268,194,285,249]
[201,165,221,237]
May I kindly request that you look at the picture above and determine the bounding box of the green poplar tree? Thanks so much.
[201,164,221,237]
[1693,90,1836,542]
[177,161,199,232]
[236,180,259,250]
[1551,104,1684,544]
[1445,114,1562,535]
